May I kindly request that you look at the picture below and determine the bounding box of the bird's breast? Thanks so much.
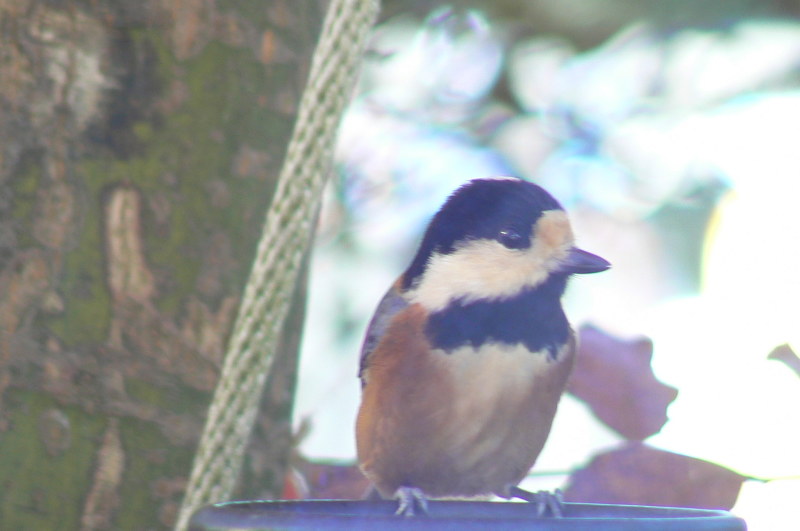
[416,339,575,495]
[435,341,562,396]
[430,341,571,440]
[357,303,576,498]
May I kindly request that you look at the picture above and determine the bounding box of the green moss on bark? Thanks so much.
[0,390,104,530]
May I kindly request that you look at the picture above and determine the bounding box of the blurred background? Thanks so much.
[293,1,800,529]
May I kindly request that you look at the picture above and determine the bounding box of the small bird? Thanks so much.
[355,176,610,516]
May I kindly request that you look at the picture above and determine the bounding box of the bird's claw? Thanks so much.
[509,486,564,517]
[394,486,428,517]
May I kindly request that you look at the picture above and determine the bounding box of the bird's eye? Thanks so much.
[498,228,526,249]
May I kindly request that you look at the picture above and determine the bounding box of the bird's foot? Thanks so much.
[508,486,564,517]
[394,486,428,517]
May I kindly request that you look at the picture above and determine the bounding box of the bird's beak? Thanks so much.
[556,247,610,275]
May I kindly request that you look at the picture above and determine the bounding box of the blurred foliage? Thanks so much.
[381,0,800,48]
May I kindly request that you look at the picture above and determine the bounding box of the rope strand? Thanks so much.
[174,2,379,529]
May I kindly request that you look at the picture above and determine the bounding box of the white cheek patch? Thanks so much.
[409,210,574,312]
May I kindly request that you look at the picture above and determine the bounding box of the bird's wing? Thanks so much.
[358,280,409,386]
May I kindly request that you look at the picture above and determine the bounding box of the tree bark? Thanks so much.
[0,1,326,529]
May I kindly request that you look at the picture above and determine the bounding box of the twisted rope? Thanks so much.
[174,1,379,529]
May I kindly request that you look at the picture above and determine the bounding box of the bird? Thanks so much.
[355,176,610,516]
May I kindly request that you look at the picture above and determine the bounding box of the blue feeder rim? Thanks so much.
[188,499,747,530]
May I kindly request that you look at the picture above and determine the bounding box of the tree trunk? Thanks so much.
[0,1,326,529]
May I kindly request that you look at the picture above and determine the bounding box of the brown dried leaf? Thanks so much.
[563,442,747,510]
[288,458,370,500]
[567,325,678,440]
[768,343,800,378]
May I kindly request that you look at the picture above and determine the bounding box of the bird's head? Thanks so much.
[402,176,609,311]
